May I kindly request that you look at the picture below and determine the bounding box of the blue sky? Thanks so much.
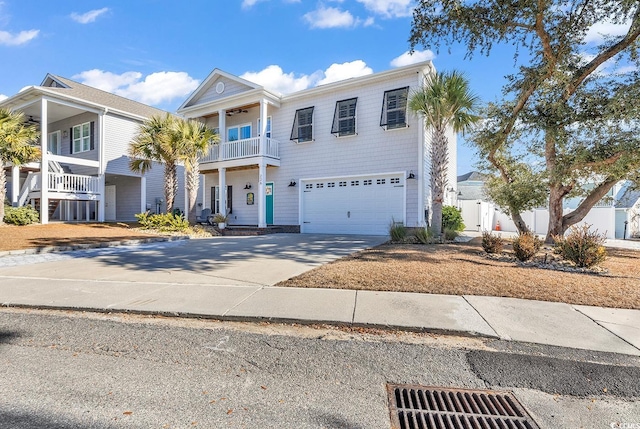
[0,0,630,175]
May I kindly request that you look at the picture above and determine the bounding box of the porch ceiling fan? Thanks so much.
[226,108,248,116]
[26,115,40,125]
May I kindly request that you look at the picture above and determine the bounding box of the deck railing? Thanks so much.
[30,173,101,194]
[201,137,280,163]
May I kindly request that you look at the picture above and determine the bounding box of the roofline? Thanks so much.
[40,73,70,88]
[177,87,281,116]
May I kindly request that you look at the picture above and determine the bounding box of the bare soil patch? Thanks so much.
[277,239,640,309]
[0,223,160,251]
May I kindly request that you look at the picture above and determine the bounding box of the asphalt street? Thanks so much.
[1,308,639,429]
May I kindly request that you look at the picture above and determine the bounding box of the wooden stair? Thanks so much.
[33,199,61,220]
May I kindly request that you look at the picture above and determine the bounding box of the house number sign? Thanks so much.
[246,192,254,205]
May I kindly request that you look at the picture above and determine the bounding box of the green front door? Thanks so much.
[265,182,274,225]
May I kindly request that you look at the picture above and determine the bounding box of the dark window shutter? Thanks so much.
[381,87,408,129]
[70,127,74,154]
[90,121,95,150]
[332,98,357,136]
[290,110,300,141]
[227,185,232,214]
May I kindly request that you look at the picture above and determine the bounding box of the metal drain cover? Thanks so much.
[387,384,540,429]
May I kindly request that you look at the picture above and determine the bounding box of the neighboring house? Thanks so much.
[177,61,457,235]
[456,171,493,232]
[1,74,185,223]
[614,184,640,239]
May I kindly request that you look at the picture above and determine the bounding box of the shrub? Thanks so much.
[135,211,190,232]
[389,221,407,242]
[415,227,435,244]
[512,231,542,262]
[443,228,458,241]
[553,224,607,268]
[442,206,465,232]
[3,205,40,225]
[481,231,504,254]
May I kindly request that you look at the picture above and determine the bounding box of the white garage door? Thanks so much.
[301,173,405,235]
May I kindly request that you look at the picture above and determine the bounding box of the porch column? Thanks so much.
[258,161,266,228]
[201,175,206,209]
[218,109,226,161]
[40,98,49,224]
[11,165,19,206]
[259,99,267,156]
[97,175,105,222]
[184,168,188,214]
[219,167,227,216]
[97,112,106,222]
[85,201,90,221]
[140,176,147,213]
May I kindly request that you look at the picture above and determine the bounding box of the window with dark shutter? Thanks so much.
[290,106,314,143]
[331,98,357,137]
[380,87,409,130]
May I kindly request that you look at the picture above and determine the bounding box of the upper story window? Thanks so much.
[290,107,314,143]
[380,87,409,130]
[72,121,93,154]
[258,116,272,138]
[227,124,251,141]
[331,98,357,137]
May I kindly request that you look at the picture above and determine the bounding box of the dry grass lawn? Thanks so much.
[0,223,157,251]
[277,239,640,310]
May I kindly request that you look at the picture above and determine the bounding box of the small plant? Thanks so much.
[442,206,465,232]
[415,227,435,244]
[443,228,458,241]
[3,205,40,225]
[389,221,407,242]
[135,211,190,232]
[212,213,228,224]
[553,224,607,268]
[481,231,504,254]
[512,231,542,262]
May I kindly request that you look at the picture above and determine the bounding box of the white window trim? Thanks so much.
[73,122,91,153]
[48,130,61,155]
[257,116,272,139]
[227,123,252,141]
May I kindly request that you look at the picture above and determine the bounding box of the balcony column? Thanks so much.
[218,109,226,161]
[11,165,19,206]
[259,99,267,156]
[97,111,106,222]
[40,98,49,224]
[258,161,266,228]
[140,176,147,213]
[219,167,227,216]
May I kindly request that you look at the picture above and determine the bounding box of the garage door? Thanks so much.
[301,173,405,235]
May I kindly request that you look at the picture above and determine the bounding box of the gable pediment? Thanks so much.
[181,69,262,110]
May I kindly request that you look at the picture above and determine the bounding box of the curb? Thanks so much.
[0,235,190,257]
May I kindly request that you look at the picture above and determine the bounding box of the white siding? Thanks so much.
[49,112,100,176]
[188,77,256,108]
[103,113,142,176]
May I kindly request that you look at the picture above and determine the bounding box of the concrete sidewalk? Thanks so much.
[0,235,638,356]
[1,276,639,356]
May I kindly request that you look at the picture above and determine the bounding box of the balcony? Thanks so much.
[18,172,101,205]
[201,137,280,164]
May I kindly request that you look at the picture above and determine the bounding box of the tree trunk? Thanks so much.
[545,185,565,243]
[510,210,530,234]
[0,168,7,224]
[164,163,177,213]
[430,128,449,237]
[186,158,200,224]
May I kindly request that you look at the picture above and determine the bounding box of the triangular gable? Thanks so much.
[179,69,262,111]
[40,74,71,89]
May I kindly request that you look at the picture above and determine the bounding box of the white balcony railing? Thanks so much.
[30,173,101,195]
[201,137,280,163]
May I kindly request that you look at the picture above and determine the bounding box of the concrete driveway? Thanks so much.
[0,234,387,287]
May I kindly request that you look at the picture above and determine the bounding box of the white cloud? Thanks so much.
[240,60,373,93]
[70,7,109,24]
[73,69,200,106]
[240,65,321,94]
[584,19,631,44]
[0,94,7,101]
[0,29,39,46]
[317,60,373,85]
[356,0,414,18]
[241,0,267,8]
[304,5,357,29]
[390,49,436,67]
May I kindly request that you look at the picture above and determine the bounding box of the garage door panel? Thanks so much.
[301,173,405,235]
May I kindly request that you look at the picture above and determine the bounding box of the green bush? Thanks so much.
[3,205,40,225]
[481,231,504,253]
[415,227,435,244]
[443,228,458,241]
[389,222,407,242]
[512,231,542,262]
[553,224,607,268]
[135,211,189,232]
[442,206,465,232]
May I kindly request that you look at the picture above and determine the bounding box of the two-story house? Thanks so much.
[1,74,184,223]
[178,60,457,235]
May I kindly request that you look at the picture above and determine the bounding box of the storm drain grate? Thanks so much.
[387,384,540,429]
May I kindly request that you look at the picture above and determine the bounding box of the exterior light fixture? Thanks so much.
[288,180,297,187]
[407,171,416,179]
[244,182,252,189]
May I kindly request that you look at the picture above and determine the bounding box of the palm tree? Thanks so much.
[409,71,480,237]
[128,113,180,213]
[174,119,217,223]
[0,108,40,223]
